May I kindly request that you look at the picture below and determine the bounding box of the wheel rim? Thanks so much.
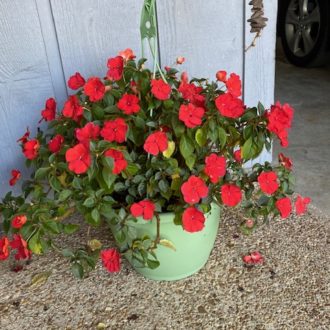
[285,0,321,57]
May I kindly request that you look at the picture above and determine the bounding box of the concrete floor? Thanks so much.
[274,61,330,215]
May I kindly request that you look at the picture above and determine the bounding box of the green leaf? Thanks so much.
[173,212,183,226]
[242,137,254,160]
[43,220,61,234]
[179,134,194,160]
[195,128,207,147]
[49,175,62,192]
[63,224,80,235]
[159,179,169,193]
[83,109,92,122]
[35,167,51,180]
[28,233,42,254]
[114,182,126,192]
[58,189,72,202]
[218,127,227,148]
[114,230,126,244]
[72,177,82,190]
[185,154,196,170]
[91,208,101,224]
[102,167,116,189]
[103,93,114,106]
[71,263,84,279]
[62,248,74,258]
[147,259,160,269]
[83,196,96,208]
[93,106,104,120]
[125,163,140,176]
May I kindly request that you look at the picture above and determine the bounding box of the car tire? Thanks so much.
[279,0,330,67]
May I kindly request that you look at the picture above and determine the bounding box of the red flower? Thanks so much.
[182,207,205,233]
[181,176,208,204]
[181,71,189,84]
[12,215,27,229]
[41,98,56,122]
[65,143,91,174]
[179,103,205,128]
[258,171,279,195]
[117,93,140,115]
[215,93,244,119]
[130,200,155,220]
[0,237,10,261]
[234,149,242,162]
[75,122,100,146]
[278,129,289,148]
[275,197,292,218]
[10,234,31,260]
[151,79,171,100]
[9,169,21,186]
[278,153,292,170]
[243,251,264,265]
[17,128,30,144]
[178,82,205,107]
[23,139,40,160]
[143,131,168,156]
[176,56,185,64]
[266,102,294,147]
[295,195,311,215]
[100,118,128,143]
[204,154,226,183]
[107,56,124,81]
[216,70,227,82]
[62,95,83,122]
[101,248,121,272]
[221,184,242,207]
[118,48,136,61]
[48,134,64,153]
[104,149,128,174]
[84,77,105,102]
[226,73,242,97]
[68,72,85,90]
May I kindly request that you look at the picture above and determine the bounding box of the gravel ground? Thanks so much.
[0,206,329,330]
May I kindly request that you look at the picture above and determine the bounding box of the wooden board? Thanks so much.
[0,0,56,193]
[50,0,144,89]
[244,0,278,164]
[157,0,244,79]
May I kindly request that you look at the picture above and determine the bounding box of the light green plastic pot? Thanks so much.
[125,203,221,281]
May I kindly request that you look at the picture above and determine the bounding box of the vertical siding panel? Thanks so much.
[35,0,68,106]
[0,0,57,195]
[157,0,244,79]
[50,0,144,84]
[244,0,278,164]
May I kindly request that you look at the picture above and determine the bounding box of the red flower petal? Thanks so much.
[101,248,121,272]
[182,207,205,233]
[221,184,242,207]
[257,171,279,195]
[181,176,208,204]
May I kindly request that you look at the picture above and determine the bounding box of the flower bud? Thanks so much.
[216,70,227,82]
[176,56,185,65]
[245,219,254,228]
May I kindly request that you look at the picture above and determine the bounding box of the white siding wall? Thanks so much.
[0,0,278,196]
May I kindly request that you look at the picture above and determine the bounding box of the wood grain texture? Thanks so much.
[157,0,244,79]
[50,0,144,89]
[0,0,56,195]
[244,0,278,163]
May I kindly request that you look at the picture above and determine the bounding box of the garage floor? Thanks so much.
[274,60,330,215]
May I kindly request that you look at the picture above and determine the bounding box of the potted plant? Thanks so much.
[0,47,310,280]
